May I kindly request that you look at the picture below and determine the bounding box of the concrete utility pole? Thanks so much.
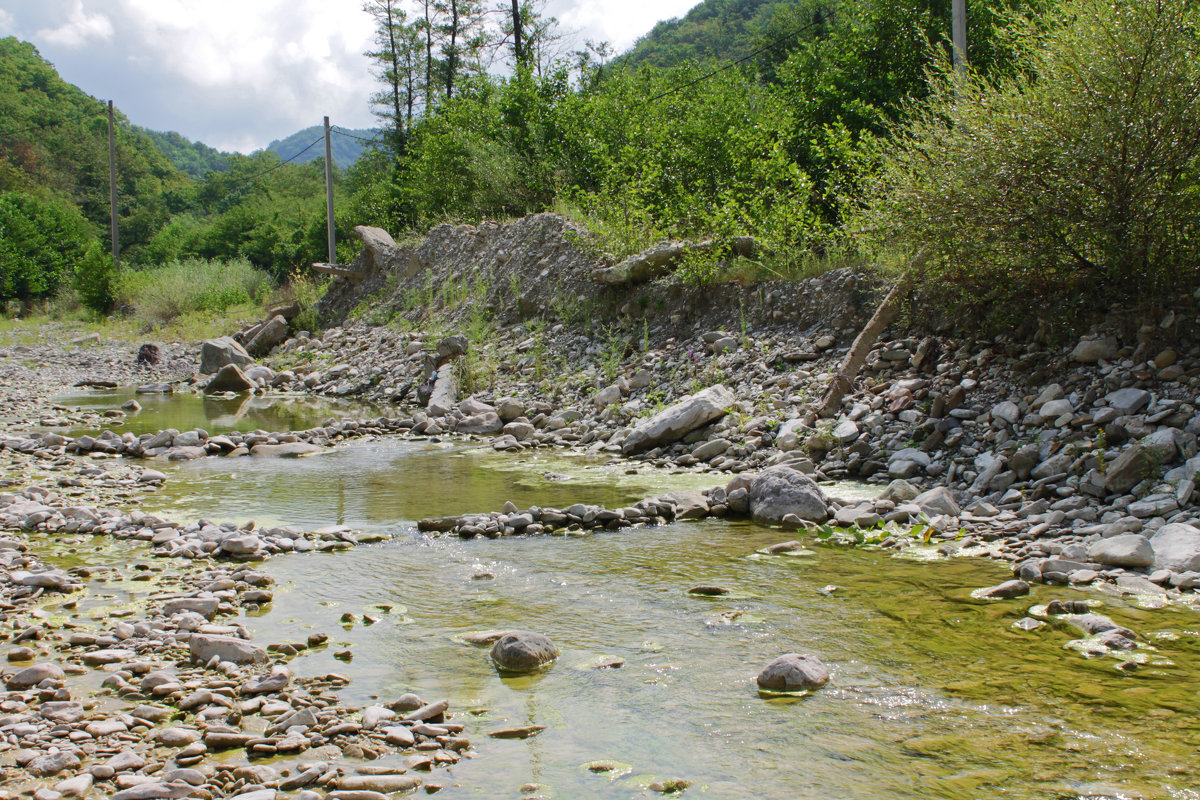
[323,116,336,266]
[107,100,120,270]
[952,0,968,78]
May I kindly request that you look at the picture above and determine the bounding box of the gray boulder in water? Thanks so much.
[205,364,254,394]
[199,337,251,374]
[490,631,560,673]
[748,466,829,524]
[756,653,829,692]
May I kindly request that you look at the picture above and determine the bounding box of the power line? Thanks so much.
[332,126,385,145]
[642,11,830,105]
[218,135,325,202]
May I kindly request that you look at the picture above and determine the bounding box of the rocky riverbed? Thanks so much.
[0,330,475,800]
[5,224,1200,797]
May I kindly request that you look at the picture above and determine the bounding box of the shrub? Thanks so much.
[866,0,1200,314]
[114,257,271,323]
[74,241,117,312]
[0,191,93,301]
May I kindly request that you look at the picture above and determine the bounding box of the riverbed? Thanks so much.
[41,390,1200,799]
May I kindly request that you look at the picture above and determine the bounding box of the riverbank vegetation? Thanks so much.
[0,0,1196,327]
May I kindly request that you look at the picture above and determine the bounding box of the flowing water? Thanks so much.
[46,393,1200,799]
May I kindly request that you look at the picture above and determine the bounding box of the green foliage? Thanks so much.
[867,0,1200,313]
[114,258,271,323]
[134,127,231,179]
[0,190,93,301]
[618,0,784,70]
[74,242,117,312]
[0,38,192,261]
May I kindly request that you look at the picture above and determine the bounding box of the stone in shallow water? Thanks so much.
[748,466,829,524]
[973,580,1030,600]
[6,661,64,689]
[756,653,829,693]
[1012,617,1045,632]
[490,631,559,673]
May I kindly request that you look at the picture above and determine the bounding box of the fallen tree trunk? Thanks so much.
[818,249,928,418]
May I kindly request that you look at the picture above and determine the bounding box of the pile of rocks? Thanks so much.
[0,486,382,562]
[0,530,468,797]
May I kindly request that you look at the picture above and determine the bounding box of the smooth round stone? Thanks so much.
[756,653,830,693]
[490,631,560,673]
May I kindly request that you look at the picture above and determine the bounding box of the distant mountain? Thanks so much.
[263,125,379,169]
[618,0,801,69]
[134,127,231,179]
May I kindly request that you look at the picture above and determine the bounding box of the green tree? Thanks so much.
[0,190,94,301]
[867,0,1200,313]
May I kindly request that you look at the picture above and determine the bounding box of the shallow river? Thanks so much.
[53,392,1200,799]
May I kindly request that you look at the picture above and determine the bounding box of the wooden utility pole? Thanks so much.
[323,116,336,266]
[952,0,967,78]
[106,100,120,270]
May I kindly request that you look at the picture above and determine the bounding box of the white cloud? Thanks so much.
[549,0,699,51]
[0,9,15,33]
[35,0,114,48]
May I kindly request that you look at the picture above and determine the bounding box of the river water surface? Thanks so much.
[51,391,1200,799]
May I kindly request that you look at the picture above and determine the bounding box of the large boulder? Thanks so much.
[1105,430,1178,494]
[1105,387,1151,416]
[246,315,288,356]
[748,466,829,524]
[490,631,559,673]
[6,662,65,690]
[622,385,735,455]
[353,225,398,271]
[1150,523,1200,572]
[427,369,459,417]
[912,486,960,517]
[199,337,251,374]
[1071,335,1119,363]
[205,364,254,394]
[756,653,829,693]
[1087,533,1154,567]
[188,633,267,665]
[457,412,503,435]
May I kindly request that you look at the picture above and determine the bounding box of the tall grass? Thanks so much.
[115,258,272,323]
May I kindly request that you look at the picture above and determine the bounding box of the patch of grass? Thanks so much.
[115,258,272,325]
[274,271,330,335]
[552,195,664,262]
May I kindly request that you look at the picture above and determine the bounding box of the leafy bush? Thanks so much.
[0,191,94,301]
[74,242,117,312]
[866,0,1200,313]
[114,257,271,322]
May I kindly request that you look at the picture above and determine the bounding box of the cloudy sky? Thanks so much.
[0,0,697,153]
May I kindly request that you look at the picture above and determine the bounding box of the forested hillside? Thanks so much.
[619,0,789,69]
[0,36,364,311]
[135,127,231,179]
[266,125,378,169]
[345,0,1198,320]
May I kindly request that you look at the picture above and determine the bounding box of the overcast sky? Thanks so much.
[0,0,697,153]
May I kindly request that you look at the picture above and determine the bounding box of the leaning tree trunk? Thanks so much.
[818,249,928,418]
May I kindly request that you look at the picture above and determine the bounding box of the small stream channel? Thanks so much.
[44,391,1200,799]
